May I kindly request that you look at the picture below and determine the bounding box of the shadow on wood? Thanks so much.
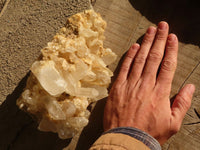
[76,48,130,150]
[0,72,70,150]
[129,0,200,46]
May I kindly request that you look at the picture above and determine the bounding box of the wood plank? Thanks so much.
[0,0,91,104]
[94,0,143,71]
[0,0,91,150]
[89,0,200,150]
[0,0,199,149]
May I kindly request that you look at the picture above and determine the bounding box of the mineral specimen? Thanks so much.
[17,9,117,139]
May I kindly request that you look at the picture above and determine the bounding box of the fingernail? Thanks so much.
[189,84,195,95]
[158,21,168,30]
[147,27,156,34]
[168,34,177,41]
[131,43,140,50]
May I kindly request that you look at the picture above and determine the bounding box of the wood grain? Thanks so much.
[92,0,200,149]
[0,0,199,149]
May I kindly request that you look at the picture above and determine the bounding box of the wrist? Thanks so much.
[103,127,161,150]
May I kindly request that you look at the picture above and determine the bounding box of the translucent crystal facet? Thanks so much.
[17,9,117,140]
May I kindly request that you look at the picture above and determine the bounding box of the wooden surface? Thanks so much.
[0,1,91,150]
[0,0,199,150]
[92,0,200,149]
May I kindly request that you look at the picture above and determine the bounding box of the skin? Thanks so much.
[103,21,195,145]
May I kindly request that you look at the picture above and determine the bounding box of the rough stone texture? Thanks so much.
[1,0,200,150]
[0,0,91,104]
[0,0,91,150]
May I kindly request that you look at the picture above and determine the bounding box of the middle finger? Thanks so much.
[142,21,169,83]
[128,26,157,83]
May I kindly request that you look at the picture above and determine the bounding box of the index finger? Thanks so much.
[116,44,140,83]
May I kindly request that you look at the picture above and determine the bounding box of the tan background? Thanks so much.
[0,0,200,150]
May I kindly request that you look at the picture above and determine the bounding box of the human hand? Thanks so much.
[103,21,195,145]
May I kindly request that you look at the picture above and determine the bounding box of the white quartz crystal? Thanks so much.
[17,9,117,140]
[31,60,67,96]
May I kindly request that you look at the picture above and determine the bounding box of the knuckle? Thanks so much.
[126,51,135,59]
[126,54,133,59]
[176,94,191,110]
[110,85,121,96]
[156,86,170,96]
[115,77,124,85]
[143,35,153,45]
[166,44,176,50]
[148,51,163,61]
[134,55,146,64]
[120,65,129,72]
[156,32,167,41]
[161,60,176,71]
[114,84,121,90]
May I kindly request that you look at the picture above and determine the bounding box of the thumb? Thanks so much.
[171,84,195,131]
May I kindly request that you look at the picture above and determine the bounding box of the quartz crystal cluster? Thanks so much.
[17,9,117,139]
